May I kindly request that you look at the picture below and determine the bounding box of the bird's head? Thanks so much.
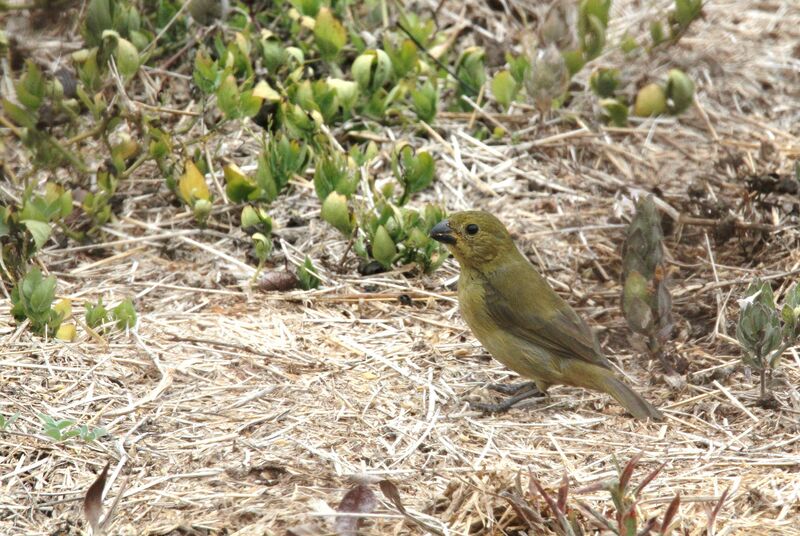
[430,211,517,270]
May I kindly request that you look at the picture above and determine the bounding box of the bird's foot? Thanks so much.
[470,384,545,413]
[486,381,539,395]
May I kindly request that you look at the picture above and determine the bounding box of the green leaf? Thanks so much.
[580,14,606,60]
[673,0,703,26]
[254,152,278,202]
[21,220,52,250]
[455,47,486,99]
[16,60,45,111]
[665,69,695,115]
[589,68,620,98]
[29,275,57,314]
[491,70,518,111]
[252,232,272,262]
[785,283,800,309]
[290,0,321,17]
[314,8,347,61]
[579,0,611,28]
[321,192,353,235]
[193,50,220,94]
[384,37,418,78]
[372,225,397,268]
[600,98,629,127]
[216,74,240,119]
[111,298,137,329]
[113,37,140,79]
[650,20,666,46]
[239,89,263,118]
[85,0,113,47]
[0,412,20,430]
[297,256,320,290]
[85,298,109,328]
[224,164,258,202]
[352,49,393,92]
[620,34,639,54]
[261,39,287,72]
[3,98,36,128]
[561,49,585,77]
[411,80,437,123]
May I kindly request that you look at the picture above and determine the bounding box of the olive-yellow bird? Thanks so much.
[430,211,663,421]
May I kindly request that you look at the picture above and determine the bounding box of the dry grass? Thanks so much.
[2,0,800,534]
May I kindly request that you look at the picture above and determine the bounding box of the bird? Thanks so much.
[430,211,663,421]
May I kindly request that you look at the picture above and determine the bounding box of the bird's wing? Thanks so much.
[483,261,612,369]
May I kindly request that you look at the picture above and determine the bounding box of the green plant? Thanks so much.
[241,205,274,277]
[410,80,438,122]
[504,453,680,535]
[83,0,148,48]
[85,297,110,329]
[315,152,358,236]
[491,70,520,111]
[589,68,620,98]
[577,453,680,535]
[599,98,629,127]
[111,298,137,329]
[354,203,446,273]
[2,60,87,171]
[577,0,611,61]
[313,7,347,61]
[454,47,486,105]
[736,280,800,402]
[38,413,108,442]
[1,181,73,279]
[391,144,435,206]
[298,256,321,290]
[0,413,20,431]
[83,296,136,332]
[665,69,694,114]
[178,160,213,223]
[650,0,704,48]
[10,267,63,336]
[621,196,673,372]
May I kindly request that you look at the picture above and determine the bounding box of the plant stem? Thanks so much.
[759,368,766,399]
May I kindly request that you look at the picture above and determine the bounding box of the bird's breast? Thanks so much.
[457,272,496,342]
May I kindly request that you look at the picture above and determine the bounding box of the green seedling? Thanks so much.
[391,144,435,206]
[736,280,800,402]
[297,256,321,290]
[11,267,63,336]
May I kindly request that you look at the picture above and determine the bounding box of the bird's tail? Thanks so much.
[591,371,664,421]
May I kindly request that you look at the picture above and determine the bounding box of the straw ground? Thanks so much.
[2,0,800,534]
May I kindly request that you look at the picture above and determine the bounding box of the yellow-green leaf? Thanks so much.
[179,160,211,205]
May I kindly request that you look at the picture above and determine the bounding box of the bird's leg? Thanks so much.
[470,384,545,413]
[486,381,539,395]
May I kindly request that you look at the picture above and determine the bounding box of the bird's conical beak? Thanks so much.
[430,220,456,245]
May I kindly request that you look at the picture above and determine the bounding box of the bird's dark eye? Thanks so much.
[465,223,479,235]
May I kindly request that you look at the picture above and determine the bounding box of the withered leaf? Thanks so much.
[378,479,406,514]
[379,480,445,536]
[660,492,681,535]
[706,486,730,535]
[334,484,377,536]
[83,461,110,533]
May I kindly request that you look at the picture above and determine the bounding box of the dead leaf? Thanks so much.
[83,461,110,533]
[379,479,445,535]
[334,484,377,536]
